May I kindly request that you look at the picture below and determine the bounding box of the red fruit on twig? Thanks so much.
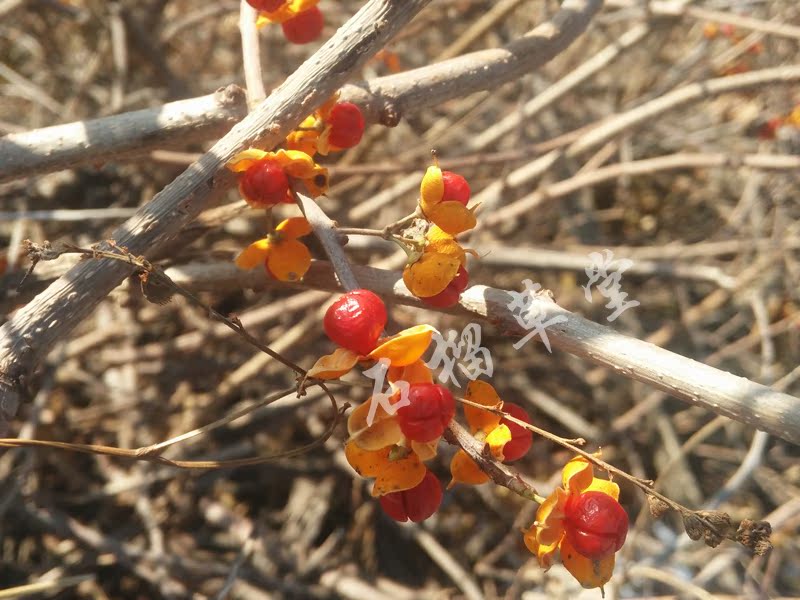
[281,7,324,44]
[323,289,387,355]
[395,383,456,442]
[328,102,366,149]
[499,402,532,461]
[379,470,443,522]
[421,267,469,308]
[246,0,285,11]
[441,171,470,205]
[563,491,629,560]
[239,159,290,207]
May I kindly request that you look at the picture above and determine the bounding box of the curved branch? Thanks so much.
[340,0,604,124]
[0,87,249,183]
[163,259,800,446]
[566,65,800,156]
[0,0,602,183]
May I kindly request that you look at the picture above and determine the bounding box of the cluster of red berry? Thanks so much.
[323,289,456,445]
[400,163,478,309]
[421,171,471,309]
[247,0,324,44]
[234,99,365,210]
[313,285,629,587]
[523,454,631,587]
[322,290,455,522]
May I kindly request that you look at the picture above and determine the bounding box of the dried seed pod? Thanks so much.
[682,512,704,541]
[139,272,174,305]
[703,527,723,548]
[647,495,671,519]
[697,510,734,538]
[736,519,773,555]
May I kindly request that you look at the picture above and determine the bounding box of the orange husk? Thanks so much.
[306,347,360,379]
[448,449,489,488]
[402,253,461,297]
[425,226,469,266]
[256,0,319,24]
[523,526,560,571]
[562,456,620,500]
[786,105,800,126]
[275,216,312,238]
[344,441,426,496]
[226,148,270,172]
[265,238,311,281]
[424,201,478,236]
[420,165,444,206]
[410,438,440,461]
[368,324,437,367]
[532,487,569,548]
[387,360,434,385]
[464,380,503,435]
[560,537,616,589]
[485,424,513,461]
[346,396,404,451]
[286,115,320,156]
[235,238,271,270]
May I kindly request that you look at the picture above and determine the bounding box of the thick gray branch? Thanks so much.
[341,0,604,124]
[0,0,434,423]
[166,260,800,446]
[0,87,248,183]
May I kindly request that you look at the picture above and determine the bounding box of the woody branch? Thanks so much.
[162,259,800,446]
[0,0,436,423]
[0,0,602,183]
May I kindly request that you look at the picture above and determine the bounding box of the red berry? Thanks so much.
[323,289,387,355]
[281,6,323,45]
[563,491,629,560]
[379,470,442,522]
[421,267,469,308]
[246,0,285,11]
[239,159,289,207]
[758,117,783,140]
[327,102,365,149]
[395,383,455,442]
[441,171,470,205]
[499,403,532,461]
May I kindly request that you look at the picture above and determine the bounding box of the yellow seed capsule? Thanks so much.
[420,165,444,207]
[235,238,272,270]
[448,449,489,488]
